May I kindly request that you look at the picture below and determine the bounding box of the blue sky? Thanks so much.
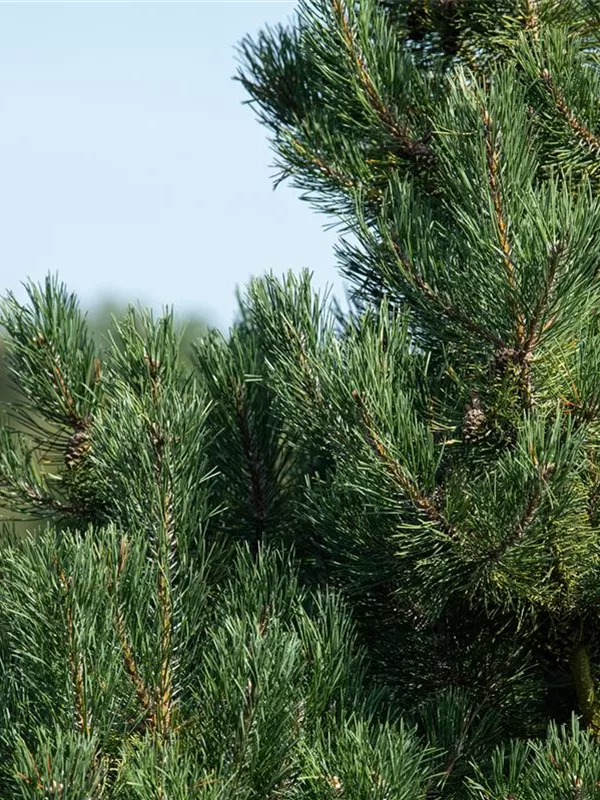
[0,1,343,328]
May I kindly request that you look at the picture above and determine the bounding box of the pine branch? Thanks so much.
[58,567,89,737]
[482,108,525,347]
[234,383,267,531]
[147,356,179,739]
[114,602,155,731]
[488,465,553,563]
[524,0,540,38]
[522,240,562,354]
[1,471,80,519]
[156,487,176,739]
[289,135,356,191]
[352,388,455,536]
[390,237,506,348]
[439,695,490,786]
[331,0,434,165]
[109,536,155,731]
[38,335,82,429]
[516,239,564,409]
[541,68,600,156]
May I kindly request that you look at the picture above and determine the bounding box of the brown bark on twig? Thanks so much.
[332,0,434,165]
[541,69,600,155]
[352,389,456,537]
[59,569,89,737]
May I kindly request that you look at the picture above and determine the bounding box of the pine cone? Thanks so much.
[462,393,486,443]
[491,346,520,377]
[65,420,91,470]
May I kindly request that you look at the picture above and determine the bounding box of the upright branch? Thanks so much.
[488,465,552,563]
[147,355,178,739]
[155,475,177,738]
[525,0,540,39]
[234,382,267,532]
[58,567,89,738]
[109,536,155,732]
[482,109,525,348]
[522,241,562,355]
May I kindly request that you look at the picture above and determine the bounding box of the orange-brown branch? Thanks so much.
[332,0,433,164]
[58,570,88,736]
[33,333,81,427]
[542,69,600,155]
[114,602,155,729]
[156,485,176,737]
[352,389,455,537]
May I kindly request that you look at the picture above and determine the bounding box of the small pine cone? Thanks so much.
[431,485,444,505]
[462,394,486,443]
[65,421,91,470]
[492,346,519,376]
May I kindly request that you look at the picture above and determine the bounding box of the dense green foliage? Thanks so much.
[238,0,600,716]
[5,0,600,796]
[0,299,208,402]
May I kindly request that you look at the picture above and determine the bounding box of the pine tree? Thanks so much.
[0,279,439,798]
[6,0,600,796]
[234,0,600,792]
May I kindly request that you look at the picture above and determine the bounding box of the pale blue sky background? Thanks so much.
[0,1,343,328]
